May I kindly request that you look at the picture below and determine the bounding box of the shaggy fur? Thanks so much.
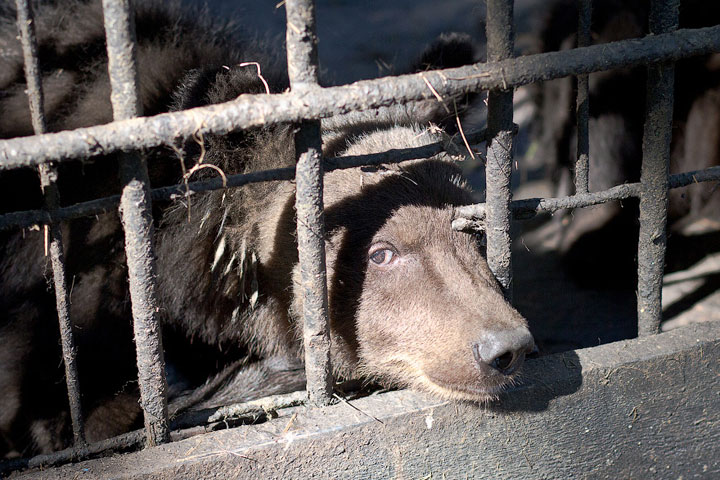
[0,1,532,458]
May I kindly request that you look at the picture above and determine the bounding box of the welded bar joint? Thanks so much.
[637,0,679,336]
[285,0,333,406]
[485,0,516,298]
[14,0,86,446]
[102,0,170,445]
[575,0,592,194]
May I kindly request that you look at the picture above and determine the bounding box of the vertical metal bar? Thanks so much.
[637,0,679,336]
[102,0,169,445]
[575,0,592,194]
[284,0,333,406]
[14,0,87,447]
[14,0,45,135]
[485,0,516,298]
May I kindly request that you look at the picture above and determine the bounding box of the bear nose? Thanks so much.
[472,327,535,376]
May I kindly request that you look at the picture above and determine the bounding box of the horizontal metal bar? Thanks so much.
[3,159,717,236]
[4,160,714,242]
[667,165,720,188]
[0,430,142,474]
[453,184,640,231]
[452,165,720,230]
[0,127,492,231]
[0,389,309,474]
[3,158,718,235]
[1,25,719,170]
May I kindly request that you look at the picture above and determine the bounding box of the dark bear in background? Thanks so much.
[531,0,720,287]
[0,1,533,458]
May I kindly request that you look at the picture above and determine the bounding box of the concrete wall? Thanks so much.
[14,321,720,479]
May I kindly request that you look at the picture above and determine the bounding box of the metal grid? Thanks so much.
[1,0,720,471]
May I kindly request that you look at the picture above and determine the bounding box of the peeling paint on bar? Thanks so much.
[102,0,170,446]
[14,0,86,447]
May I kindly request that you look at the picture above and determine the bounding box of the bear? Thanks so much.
[0,0,533,458]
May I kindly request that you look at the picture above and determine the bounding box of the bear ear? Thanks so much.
[408,32,477,73]
[171,67,225,112]
[171,64,285,112]
[321,33,478,154]
[406,33,479,130]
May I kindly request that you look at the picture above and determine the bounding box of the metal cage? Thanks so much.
[1,0,719,473]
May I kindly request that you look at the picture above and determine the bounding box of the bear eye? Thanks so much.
[369,247,397,266]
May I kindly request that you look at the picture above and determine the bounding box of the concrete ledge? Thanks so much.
[14,321,720,479]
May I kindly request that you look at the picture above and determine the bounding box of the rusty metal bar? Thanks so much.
[102,0,170,446]
[285,0,333,406]
[454,165,720,230]
[485,0,516,298]
[637,0,679,336]
[575,0,592,194]
[3,143,719,236]
[0,127,494,231]
[14,0,45,136]
[1,25,719,170]
[453,183,642,233]
[0,429,145,475]
[14,0,87,446]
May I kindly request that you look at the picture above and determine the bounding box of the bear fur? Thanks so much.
[0,0,533,457]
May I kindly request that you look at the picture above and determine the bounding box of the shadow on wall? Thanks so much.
[493,350,583,413]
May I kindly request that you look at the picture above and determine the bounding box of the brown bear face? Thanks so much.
[353,203,532,401]
[290,127,534,402]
